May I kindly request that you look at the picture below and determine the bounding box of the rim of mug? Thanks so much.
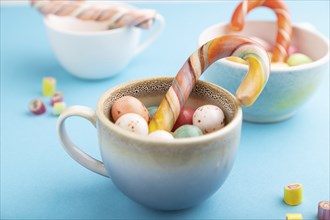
[96,77,243,146]
[43,16,133,36]
[197,20,330,74]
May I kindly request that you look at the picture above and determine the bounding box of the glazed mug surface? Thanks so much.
[57,77,242,210]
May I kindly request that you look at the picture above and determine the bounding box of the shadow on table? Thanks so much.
[48,177,210,219]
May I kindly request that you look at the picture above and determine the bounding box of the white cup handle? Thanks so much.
[57,106,108,177]
[133,14,165,56]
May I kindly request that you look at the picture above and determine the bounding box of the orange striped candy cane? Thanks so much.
[149,35,270,132]
[231,0,292,62]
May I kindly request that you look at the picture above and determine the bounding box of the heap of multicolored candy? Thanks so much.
[228,0,313,68]
[109,35,270,139]
[29,77,66,116]
[31,0,157,30]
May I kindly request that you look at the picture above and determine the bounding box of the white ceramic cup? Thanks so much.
[44,10,164,80]
[57,77,242,210]
[198,21,329,123]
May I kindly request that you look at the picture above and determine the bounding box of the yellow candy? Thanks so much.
[284,183,303,206]
[286,213,303,220]
[53,102,66,116]
[42,77,56,97]
[226,56,248,65]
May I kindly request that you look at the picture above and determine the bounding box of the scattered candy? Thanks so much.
[284,183,303,206]
[173,125,203,139]
[193,105,225,134]
[31,0,158,29]
[29,98,46,115]
[53,102,66,116]
[286,53,313,66]
[148,35,270,132]
[286,213,303,220]
[111,96,149,123]
[172,107,195,131]
[42,77,56,97]
[50,91,63,106]
[231,0,292,62]
[147,106,158,120]
[115,113,148,136]
[149,130,174,140]
[318,201,330,220]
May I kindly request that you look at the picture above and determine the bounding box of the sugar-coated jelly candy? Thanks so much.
[284,183,303,206]
[29,98,46,115]
[53,102,66,116]
[173,125,203,139]
[318,201,330,220]
[51,91,63,106]
[286,213,303,220]
[42,77,56,97]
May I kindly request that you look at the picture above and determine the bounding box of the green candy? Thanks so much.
[173,125,203,138]
[286,53,312,66]
[147,106,158,119]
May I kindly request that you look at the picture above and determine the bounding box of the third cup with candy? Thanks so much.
[198,0,329,123]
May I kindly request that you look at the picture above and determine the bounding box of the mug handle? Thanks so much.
[57,105,109,177]
[133,14,165,56]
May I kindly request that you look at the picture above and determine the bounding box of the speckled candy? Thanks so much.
[149,130,174,140]
[173,125,203,138]
[111,96,149,123]
[115,113,148,136]
[284,183,303,206]
[193,105,225,134]
[286,53,313,66]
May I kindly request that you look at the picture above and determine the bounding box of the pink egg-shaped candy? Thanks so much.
[193,105,225,134]
[172,107,195,131]
[111,96,149,123]
[115,113,148,136]
[288,45,299,56]
[149,130,174,140]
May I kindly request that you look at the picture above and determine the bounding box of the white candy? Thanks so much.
[115,113,148,136]
[149,130,174,140]
[193,105,225,134]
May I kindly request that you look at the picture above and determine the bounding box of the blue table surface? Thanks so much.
[1,1,329,219]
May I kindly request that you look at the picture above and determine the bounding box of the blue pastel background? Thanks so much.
[1,1,329,219]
